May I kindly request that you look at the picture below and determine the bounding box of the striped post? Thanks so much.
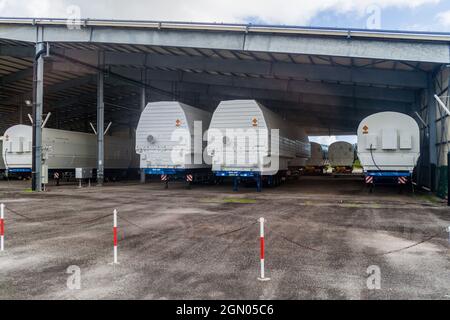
[258,217,270,281]
[0,203,4,251]
[185,174,193,189]
[447,226,450,244]
[113,209,118,264]
[397,176,407,185]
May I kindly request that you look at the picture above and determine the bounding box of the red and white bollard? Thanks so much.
[447,226,450,244]
[0,203,4,252]
[258,217,270,281]
[113,209,118,264]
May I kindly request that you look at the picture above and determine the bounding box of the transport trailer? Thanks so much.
[328,141,355,174]
[357,112,420,192]
[207,100,310,192]
[0,140,5,179]
[287,130,310,179]
[2,124,139,181]
[136,101,212,188]
[304,142,327,175]
[287,158,307,179]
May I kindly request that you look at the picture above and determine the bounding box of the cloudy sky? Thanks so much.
[1,0,447,144]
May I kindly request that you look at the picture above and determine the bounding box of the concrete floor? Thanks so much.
[0,176,449,300]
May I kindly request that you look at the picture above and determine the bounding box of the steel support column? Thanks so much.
[31,40,45,191]
[413,94,425,188]
[97,52,105,186]
[140,72,146,184]
[19,104,23,124]
[446,67,450,205]
[447,151,450,206]
[428,74,438,191]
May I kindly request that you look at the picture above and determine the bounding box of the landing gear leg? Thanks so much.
[233,177,239,192]
[256,175,262,192]
[268,175,273,188]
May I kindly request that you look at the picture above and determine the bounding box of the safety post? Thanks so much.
[447,226,450,244]
[113,209,118,264]
[258,217,270,281]
[0,203,4,251]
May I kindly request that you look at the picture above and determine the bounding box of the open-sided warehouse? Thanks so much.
[0,18,450,300]
[0,18,449,195]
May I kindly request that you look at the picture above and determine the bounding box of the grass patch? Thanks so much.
[352,159,362,169]
[223,198,257,204]
[199,197,257,204]
[415,194,442,204]
[23,188,33,193]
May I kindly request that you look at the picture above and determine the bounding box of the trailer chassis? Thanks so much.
[364,171,412,193]
[144,168,212,189]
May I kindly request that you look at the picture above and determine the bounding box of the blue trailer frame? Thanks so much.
[144,168,186,175]
[215,171,259,178]
[366,171,411,177]
[214,170,285,192]
[7,167,138,181]
[7,168,32,173]
[214,171,262,192]
[364,170,412,191]
[144,168,212,188]
[6,168,32,178]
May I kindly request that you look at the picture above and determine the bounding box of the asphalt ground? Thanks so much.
[0,176,448,299]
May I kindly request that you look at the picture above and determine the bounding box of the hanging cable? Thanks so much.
[369,144,382,171]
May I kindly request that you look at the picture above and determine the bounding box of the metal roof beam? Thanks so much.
[145,80,409,112]
[0,67,33,86]
[49,48,428,88]
[93,50,429,88]
[0,74,96,106]
[111,67,416,103]
[0,44,34,57]
[265,101,380,115]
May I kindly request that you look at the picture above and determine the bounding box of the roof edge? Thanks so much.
[0,17,450,42]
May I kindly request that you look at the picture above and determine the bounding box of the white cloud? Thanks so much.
[310,135,356,146]
[0,0,441,25]
[310,136,337,146]
[437,10,450,27]
[0,0,66,18]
